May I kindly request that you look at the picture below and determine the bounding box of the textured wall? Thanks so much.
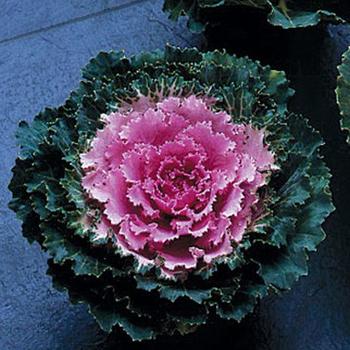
[1,1,350,349]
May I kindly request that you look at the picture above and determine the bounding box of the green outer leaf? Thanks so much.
[88,304,156,341]
[42,225,110,277]
[136,277,212,304]
[266,1,344,29]
[8,159,33,221]
[162,0,345,32]
[15,109,55,160]
[336,46,350,144]
[60,169,86,210]
[216,283,268,321]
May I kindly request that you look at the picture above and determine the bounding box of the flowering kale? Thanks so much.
[9,46,334,340]
[336,47,350,144]
[163,0,345,32]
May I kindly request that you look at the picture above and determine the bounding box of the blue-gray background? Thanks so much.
[1,1,350,349]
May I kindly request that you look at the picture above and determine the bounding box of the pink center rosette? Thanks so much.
[80,95,276,277]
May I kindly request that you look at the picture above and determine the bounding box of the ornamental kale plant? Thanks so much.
[336,47,350,145]
[163,0,346,32]
[9,45,334,341]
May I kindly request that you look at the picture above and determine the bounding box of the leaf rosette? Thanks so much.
[9,45,334,341]
[163,0,346,32]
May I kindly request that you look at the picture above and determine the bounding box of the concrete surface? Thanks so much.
[1,1,350,349]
